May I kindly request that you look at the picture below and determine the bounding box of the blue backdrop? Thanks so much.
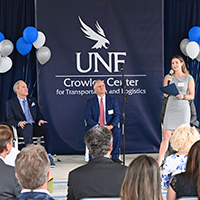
[2,1,199,155]
[36,0,163,154]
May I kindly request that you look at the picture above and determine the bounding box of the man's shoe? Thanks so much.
[112,158,123,164]
[48,154,56,168]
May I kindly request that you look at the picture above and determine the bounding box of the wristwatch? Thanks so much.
[183,94,186,99]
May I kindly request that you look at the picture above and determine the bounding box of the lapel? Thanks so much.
[15,97,25,116]
[105,95,110,119]
[27,97,32,108]
[27,97,35,116]
[94,95,100,118]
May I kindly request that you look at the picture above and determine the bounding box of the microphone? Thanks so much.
[168,69,174,85]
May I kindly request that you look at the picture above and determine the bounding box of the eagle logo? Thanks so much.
[78,16,110,49]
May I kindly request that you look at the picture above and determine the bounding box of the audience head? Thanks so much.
[0,122,13,132]
[121,155,162,200]
[0,124,13,154]
[84,125,113,158]
[171,55,188,74]
[15,144,50,190]
[170,124,200,153]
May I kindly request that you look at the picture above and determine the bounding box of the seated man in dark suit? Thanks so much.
[67,125,127,200]
[6,80,55,167]
[85,80,121,163]
[13,144,55,200]
[0,124,21,199]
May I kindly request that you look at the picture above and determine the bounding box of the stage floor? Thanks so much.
[50,153,159,200]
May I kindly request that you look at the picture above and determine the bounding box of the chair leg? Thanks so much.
[12,126,19,151]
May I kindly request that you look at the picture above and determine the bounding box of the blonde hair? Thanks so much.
[121,155,163,200]
[170,124,200,152]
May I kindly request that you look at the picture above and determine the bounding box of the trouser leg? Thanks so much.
[111,127,121,159]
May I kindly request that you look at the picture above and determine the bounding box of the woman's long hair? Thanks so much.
[171,55,188,74]
[121,155,162,200]
[186,140,200,199]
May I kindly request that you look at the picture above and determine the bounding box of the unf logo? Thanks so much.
[76,16,126,73]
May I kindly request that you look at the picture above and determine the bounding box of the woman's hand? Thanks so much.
[165,75,173,84]
[176,93,184,100]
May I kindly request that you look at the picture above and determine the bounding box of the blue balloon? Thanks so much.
[0,32,5,42]
[16,37,32,56]
[23,26,38,44]
[188,26,200,43]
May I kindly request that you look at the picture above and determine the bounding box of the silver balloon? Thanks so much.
[0,39,14,57]
[196,51,200,61]
[36,46,51,65]
[0,57,12,73]
[180,38,190,56]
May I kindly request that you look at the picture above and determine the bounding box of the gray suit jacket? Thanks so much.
[0,159,21,199]
[67,157,127,200]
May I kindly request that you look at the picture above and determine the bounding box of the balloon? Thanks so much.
[180,38,190,56]
[0,39,14,57]
[0,32,5,42]
[186,41,200,60]
[196,52,200,61]
[0,57,12,73]
[23,26,38,44]
[36,46,51,65]
[33,31,46,49]
[188,26,200,43]
[16,37,32,56]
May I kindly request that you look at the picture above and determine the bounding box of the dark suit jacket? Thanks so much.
[85,95,121,132]
[12,192,54,200]
[0,159,21,200]
[67,157,127,200]
[6,96,43,127]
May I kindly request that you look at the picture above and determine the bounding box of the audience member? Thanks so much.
[0,122,20,166]
[67,125,127,200]
[6,80,55,167]
[0,124,21,199]
[121,155,163,200]
[161,124,200,191]
[12,144,54,200]
[168,140,200,200]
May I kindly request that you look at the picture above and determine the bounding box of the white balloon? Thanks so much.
[186,41,200,60]
[180,38,190,56]
[0,57,12,73]
[36,46,51,65]
[33,31,46,49]
[0,39,14,57]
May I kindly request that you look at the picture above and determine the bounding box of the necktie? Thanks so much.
[23,99,32,124]
[100,97,105,125]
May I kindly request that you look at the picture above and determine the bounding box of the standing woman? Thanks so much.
[158,55,195,167]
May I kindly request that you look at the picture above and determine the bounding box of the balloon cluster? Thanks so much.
[0,32,14,73]
[16,26,51,65]
[180,26,200,60]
